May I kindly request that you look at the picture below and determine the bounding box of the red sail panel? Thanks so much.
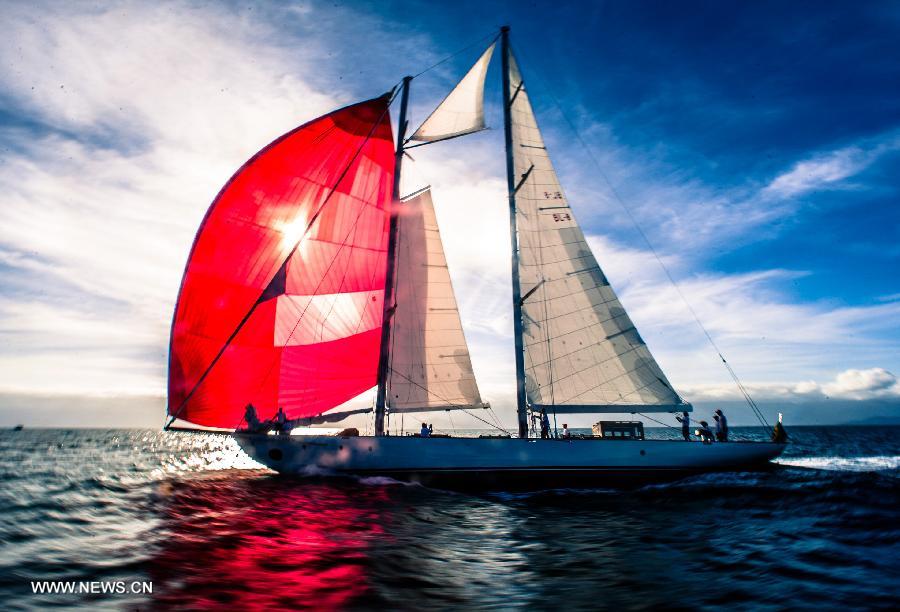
[168,97,394,428]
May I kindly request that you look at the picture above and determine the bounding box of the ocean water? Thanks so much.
[0,426,897,610]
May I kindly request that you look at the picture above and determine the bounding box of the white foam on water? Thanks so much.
[300,464,337,477]
[357,475,417,486]
[776,455,900,472]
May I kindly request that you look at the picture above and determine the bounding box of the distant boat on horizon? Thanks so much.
[164,26,785,489]
[12,425,23,431]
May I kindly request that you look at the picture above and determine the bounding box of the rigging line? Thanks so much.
[168,97,397,429]
[387,194,407,406]
[488,406,503,431]
[387,368,512,436]
[412,30,499,79]
[635,412,680,431]
[239,189,379,429]
[527,139,559,432]
[512,45,768,429]
[512,123,557,410]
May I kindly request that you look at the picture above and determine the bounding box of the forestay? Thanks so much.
[409,43,496,143]
[506,50,689,414]
[386,188,486,413]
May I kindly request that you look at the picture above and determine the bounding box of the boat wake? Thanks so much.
[775,455,900,472]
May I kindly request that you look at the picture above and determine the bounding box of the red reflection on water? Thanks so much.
[148,472,391,610]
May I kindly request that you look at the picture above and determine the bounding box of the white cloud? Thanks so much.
[0,1,343,394]
[1,0,898,430]
[763,134,900,198]
[682,368,900,402]
[764,147,869,197]
[622,267,900,385]
[822,368,900,400]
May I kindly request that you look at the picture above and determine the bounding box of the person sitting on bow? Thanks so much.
[696,420,714,444]
[243,404,264,432]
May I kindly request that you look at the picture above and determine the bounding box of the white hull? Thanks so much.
[235,434,786,490]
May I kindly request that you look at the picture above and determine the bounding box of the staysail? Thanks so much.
[506,50,688,413]
[168,97,395,428]
[386,188,486,413]
[409,42,496,143]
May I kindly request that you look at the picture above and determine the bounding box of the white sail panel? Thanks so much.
[386,188,486,411]
[507,51,686,413]
[410,43,496,142]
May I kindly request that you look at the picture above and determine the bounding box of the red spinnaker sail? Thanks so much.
[168,97,394,428]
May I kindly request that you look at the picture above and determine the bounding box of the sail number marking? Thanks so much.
[552,212,571,222]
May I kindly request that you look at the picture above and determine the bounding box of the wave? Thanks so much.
[776,455,900,472]
[488,487,620,501]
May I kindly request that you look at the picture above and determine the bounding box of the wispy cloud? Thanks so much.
[683,368,900,402]
[763,132,900,198]
[613,258,900,386]
[0,1,345,394]
[1,0,898,430]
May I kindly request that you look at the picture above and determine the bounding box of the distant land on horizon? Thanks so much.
[845,415,900,426]
[2,392,900,429]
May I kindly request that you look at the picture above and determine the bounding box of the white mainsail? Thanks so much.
[409,42,496,143]
[386,188,486,413]
[507,50,688,413]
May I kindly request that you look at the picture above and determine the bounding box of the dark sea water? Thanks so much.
[0,426,898,611]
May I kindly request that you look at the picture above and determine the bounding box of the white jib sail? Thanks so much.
[507,50,687,413]
[386,188,487,413]
[409,42,496,143]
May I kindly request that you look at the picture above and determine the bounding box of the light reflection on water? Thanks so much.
[0,427,898,610]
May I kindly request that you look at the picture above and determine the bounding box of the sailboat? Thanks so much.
[165,27,785,489]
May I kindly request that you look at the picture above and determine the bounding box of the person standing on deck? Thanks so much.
[420,423,430,437]
[675,411,690,441]
[715,409,729,441]
[562,424,570,439]
[274,407,287,435]
[540,410,550,439]
[772,413,787,443]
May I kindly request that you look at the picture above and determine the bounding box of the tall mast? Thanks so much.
[500,27,529,439]
[374,75,412,436]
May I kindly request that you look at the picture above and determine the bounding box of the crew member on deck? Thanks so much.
[675,411,690,441]
[244,404,263,432]
[420,422,430,437]
[696,420,714,444]
[772,413,787,443]
[274,407,288,435]
[428,424,434,436]
[715,409,728,441]
[540,410,550,439]
[562,423,570,439]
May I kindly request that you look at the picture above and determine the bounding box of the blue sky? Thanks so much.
[1,0,899,426]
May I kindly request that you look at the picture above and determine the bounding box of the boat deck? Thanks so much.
[234,433,786,491]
